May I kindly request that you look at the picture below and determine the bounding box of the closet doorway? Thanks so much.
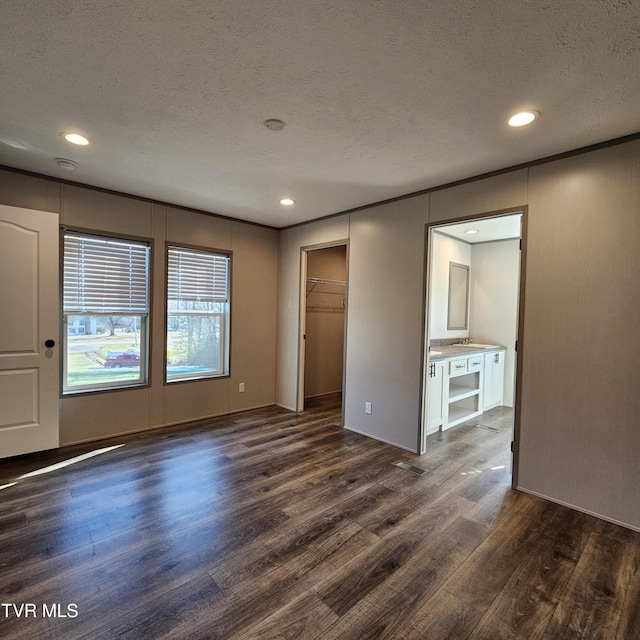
[298,243,348,414]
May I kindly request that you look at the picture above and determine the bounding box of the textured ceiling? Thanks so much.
[1,1,639,228]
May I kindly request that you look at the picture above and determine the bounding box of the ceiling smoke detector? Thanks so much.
[264,119,286,131]
[56,158,78,171]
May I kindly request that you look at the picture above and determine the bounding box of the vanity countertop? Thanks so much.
[428,344,506,360]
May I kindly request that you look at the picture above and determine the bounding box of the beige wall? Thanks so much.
[276,216,350,410]
[3,136,640,530]
[0,169,279,445]
[521,142,640,529]
[276,140,640,530]
[345,195,429,450]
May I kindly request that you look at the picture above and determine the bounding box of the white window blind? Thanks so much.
[64,233,150,313]
[167,247,229,302]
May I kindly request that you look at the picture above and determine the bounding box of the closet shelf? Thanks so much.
[306,306,345,313]
[306,277,346,286]
[306,277,346,298]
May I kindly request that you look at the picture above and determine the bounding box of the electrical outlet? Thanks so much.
[239,382,245,392]
[365,402,372,415]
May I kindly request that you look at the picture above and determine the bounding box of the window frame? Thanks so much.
[164,242,231,384]
[61,227,153,396]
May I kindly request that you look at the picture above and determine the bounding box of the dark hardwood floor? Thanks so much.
[1,394,639,639]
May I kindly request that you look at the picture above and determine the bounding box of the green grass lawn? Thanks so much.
[66,334,143,388]
[66,367,142,387]
[65,330,198,387]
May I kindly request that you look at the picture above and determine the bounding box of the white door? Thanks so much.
[0,204,59,459]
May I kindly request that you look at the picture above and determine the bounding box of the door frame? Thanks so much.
[419,206,528,489]
[297,240,350,423]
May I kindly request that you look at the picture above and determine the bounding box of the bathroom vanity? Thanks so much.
[426,345,505,434]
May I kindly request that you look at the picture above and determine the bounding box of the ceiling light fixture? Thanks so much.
[465,229,479,235]
[280,198,296,206]
[264,119,286,131]
[61,132,91,145]
[507,111,540,127]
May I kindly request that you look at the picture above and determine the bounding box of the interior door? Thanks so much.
[0,204,59,459]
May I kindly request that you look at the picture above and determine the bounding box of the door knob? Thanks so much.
[45,339,56,348]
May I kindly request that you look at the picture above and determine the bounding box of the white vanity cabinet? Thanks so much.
[445,356,483,429]
[482,350,505,410]
[426,360,446,435]
[425,347,505,437]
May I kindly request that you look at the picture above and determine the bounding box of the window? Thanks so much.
[63,231,150,394]
[166,246,230,382]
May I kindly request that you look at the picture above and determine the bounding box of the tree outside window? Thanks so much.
[166,246,230,382]
[63,232,150,393]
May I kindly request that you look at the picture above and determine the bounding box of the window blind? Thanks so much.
[167,247,229,302]
[64,233,150,314]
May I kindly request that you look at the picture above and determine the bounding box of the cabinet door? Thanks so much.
[491,351,505,407]
[483,351,505,410]
[482,352,494,410]
[427,361,445,435]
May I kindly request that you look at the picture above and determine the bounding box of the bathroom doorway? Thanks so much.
[421,209,527,486]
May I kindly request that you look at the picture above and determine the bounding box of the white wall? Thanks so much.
[429,232,471,340]
[470,239,520,406]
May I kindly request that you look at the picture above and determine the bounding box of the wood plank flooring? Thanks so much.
[1,394,639,639]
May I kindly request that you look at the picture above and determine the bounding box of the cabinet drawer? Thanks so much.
[467,356,483,372]
[449,359,467,376]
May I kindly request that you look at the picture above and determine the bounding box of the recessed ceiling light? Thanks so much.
[507,111,540,127]
[465,229,479,235]
[280,198,296,206]
[61,132,91,146]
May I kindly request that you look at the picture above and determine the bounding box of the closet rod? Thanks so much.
[306,277,346,286]
[307,306,345,313]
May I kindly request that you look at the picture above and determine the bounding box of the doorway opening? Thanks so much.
[297,243,348,415]
[421,209,526,486]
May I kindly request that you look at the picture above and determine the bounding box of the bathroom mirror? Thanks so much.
[447,262,469,330]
